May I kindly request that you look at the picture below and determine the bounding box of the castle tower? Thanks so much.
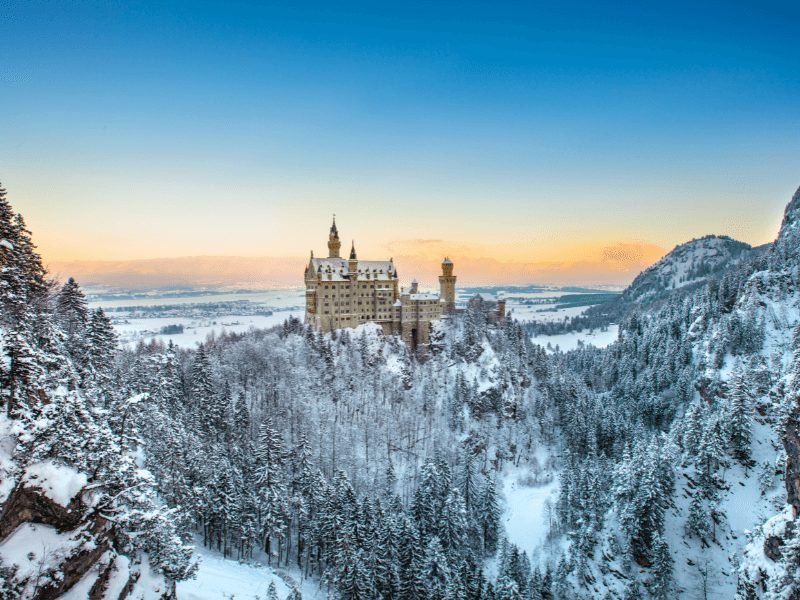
[328,216,341,258]
[439,257,456,313]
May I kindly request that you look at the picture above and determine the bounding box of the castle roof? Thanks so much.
[410,292,441,301]
[311,257,396,281]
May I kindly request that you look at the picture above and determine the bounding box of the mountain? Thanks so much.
[621,235,753,304]
[546,234,762,336]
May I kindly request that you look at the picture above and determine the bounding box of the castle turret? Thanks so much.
[348,241,358,273]
[439,257,456,313]
[328,216,341,258]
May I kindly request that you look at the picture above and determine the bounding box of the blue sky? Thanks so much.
[1,0,798,283]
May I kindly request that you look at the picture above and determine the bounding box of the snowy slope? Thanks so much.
[177,544,301,600]
[623,235,752,304]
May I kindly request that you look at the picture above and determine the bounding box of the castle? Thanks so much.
[304,217,456,350]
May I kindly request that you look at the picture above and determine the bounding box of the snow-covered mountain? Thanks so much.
[622,235,753,304]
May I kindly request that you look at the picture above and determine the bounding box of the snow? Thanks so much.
[113,311,303,348]
[103,554,133,599]
[506,304,590,324]
[0,522,80,584]
[22,459,88,507]
[89,288,305,310]
[61,550,114,599]
[626,235,751,302]
[0,414,18,503]
[531,325,619,353]
[502,474,559,561]
[410,292,440,301]
[177,544,295,600]
[0,238,13,250]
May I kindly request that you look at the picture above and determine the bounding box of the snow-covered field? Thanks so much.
[507,304,591,323]
[90,289,306,311]
[530,325,619,352]
[112,311,303,348]
[89,288,306,348]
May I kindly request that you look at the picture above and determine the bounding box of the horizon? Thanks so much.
[42,225,773,292]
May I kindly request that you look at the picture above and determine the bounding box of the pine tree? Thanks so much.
[55,276,90,368]
[649,535,673,599]
[190,343,214,417]
[495,574,522,600]
[458,450,479,513]
[384,461,398,500]
[232,390,251,441]
[287,586,303,600]
[157,341,184,413]
[423,537,452,600]
[686,493,711,541]
[399,520,427,600]
[256,416,288,564]
[727,366,752,466]
[374,515,401,599]
[440,488,468,556]
[479,477,500,555]
[87,307,118,383]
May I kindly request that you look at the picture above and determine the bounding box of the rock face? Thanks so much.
[0,481,175,599]
[785,400,800,518]
[764,534,784,561]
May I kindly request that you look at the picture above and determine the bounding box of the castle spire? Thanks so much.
[330,214,338,236]
[327,214,341,258]
[348,240,358,275]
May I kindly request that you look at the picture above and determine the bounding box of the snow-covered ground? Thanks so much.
[506,304,591,324]
[502,473,559,561]
[112,311,303,348]
[530,325,620,352]
[178,543,322,600]
[662,416,784,599]
[89,289,306,311]
[88,288,306,348]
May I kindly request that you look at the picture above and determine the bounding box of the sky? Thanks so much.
[2,0,799,287]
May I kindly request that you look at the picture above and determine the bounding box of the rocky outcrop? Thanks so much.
[784,399,800,518]
[1,482,110,598]
[0,484,85,540]
[764,534,784,561]
[0,481,175,599]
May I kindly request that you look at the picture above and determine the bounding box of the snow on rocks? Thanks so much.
[0,522,82,595]
[21,459,88,508]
